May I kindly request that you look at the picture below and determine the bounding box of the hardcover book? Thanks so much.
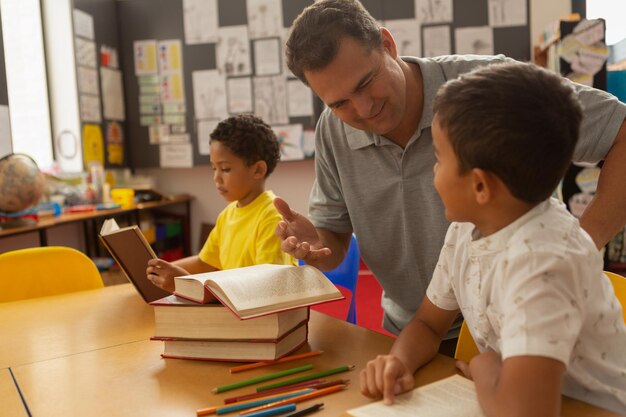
[99,218,170,303]
[150,294,310,340]
[174,264,344,319]
[157,321,309,362]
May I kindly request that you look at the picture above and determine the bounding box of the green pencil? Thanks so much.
[256,365,355,392]
[212,364,313,393]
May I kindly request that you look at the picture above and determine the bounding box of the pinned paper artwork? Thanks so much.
[82,124,105,166]
[193,70,227,119]
[488,0,527,27]
[197,119,219,156]
[287,79,313,117]
[253,38,282,76]
[246,0,283,39]
[134,40,158,75]
[254,76,288,125]
[273,124,304,161]
[384,19,421,57]
[75,38,97,68]
[217,26,251,77]
[415,0,453,24]
[182,0,218,44]
[423,25,451,57]
[227,77,253,114]
[455,26,494,55]
[73,9,94,40]
[101,67,126,121]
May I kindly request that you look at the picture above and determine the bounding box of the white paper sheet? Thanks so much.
[347,375,485,417]
[455,26,493,55]
[423,25,451,57]
[488,0,527,27]
[287,79,313,117]
[273,124,304,161]
[75,37,97,68]
[134,40,158,75]
[182,0,218,44]
[160,143,193,167]
[73,9,94,40]
[197,119,219,155]
[254,75,288,124]
[217,26,251,76]
[384,19,421,57]
[246,0,283,39]
[0,105,12,157]
[415,0,453,23]
[77,67,99,95]
[158,39,184,75]
[573,19,605,46]
[226,77,253,114]
[253,38,282,76]
[192,69,227,119]
[79,94,102,123]
[100,67,126,121]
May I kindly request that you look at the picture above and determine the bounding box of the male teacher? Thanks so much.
[274,0,626,352]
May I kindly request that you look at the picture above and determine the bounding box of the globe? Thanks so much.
[0,153,45,214]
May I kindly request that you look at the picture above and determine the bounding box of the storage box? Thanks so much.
[111,188,135,209]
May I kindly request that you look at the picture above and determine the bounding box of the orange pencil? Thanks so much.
[229,351,324,374]
[239,384,347,415]
[196,388,313,416]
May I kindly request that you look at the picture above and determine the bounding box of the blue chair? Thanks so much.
[301,234,360,323]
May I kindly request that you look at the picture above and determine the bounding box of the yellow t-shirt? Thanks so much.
[198,190,296,269]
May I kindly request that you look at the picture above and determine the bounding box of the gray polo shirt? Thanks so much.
[309,55,626,334]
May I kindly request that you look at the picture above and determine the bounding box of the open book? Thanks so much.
[347,374,486,417]
[99,218,170,303]
[174,264,344,319]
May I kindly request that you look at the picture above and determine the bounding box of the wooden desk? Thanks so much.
[0,194,193,257]
[0,369,28,417]
[1,285,621,416]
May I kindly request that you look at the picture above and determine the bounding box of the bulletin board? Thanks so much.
[116,0,531,169]
[73,0,128,168]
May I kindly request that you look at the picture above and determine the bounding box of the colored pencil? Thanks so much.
[224,378,349,404]
[284,403,324,417]
[196,388,313,416]
[243,403,296,417]
[224,380,325,404]
[240,384,346,415]
[215,390,313,415]
[229,351,324,374]
[211,364,314,393]
[256,365,354,392]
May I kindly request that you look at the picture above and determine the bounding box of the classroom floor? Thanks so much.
[99,262,395,337]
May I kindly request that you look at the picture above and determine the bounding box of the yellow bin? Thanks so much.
[111,188,135,209]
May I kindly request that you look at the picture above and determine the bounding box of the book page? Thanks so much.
[347,375,486,417]
[100,218,120,235]
[208,265,340,311]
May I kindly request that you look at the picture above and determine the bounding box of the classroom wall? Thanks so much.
[0,0,572,256]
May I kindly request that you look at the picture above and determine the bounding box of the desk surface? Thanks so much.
[0,194,193,239]
[0,369,27,417]
[1,285,621,417]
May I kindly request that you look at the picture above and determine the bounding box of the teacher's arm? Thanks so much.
[579,119,626,248]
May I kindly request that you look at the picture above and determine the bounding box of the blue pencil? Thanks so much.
[243,403,297,417]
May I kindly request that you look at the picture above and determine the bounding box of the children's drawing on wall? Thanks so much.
[134,40,158,75]
[488,0,527,27]
[383,19,421,57]
[416,0,453,24]
[182,0,218,44]
[246,0,283,39]
[253,38,282,76]
[226,77,253,114]
[422,25,451,56]
[106,121,124,165]
[286,79,313,117]
[273,124,304,161]
[192,70,227,119]
[217,26,251,76]
[197,119,219,156]
[455,26,494,55]
[253,75,288,125]
[75,37,97,68]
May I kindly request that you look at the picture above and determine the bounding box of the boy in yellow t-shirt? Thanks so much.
[146,114,296,295]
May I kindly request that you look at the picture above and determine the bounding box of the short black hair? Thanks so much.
[286,0,381,84]
[433,62,583,204]
[210,114,280,177]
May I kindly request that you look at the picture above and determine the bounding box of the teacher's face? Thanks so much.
[304,31,407,138]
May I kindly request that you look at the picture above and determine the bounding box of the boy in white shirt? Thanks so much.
[359,62,626,416]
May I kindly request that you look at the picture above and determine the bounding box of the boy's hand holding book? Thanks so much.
[147,259,192,294]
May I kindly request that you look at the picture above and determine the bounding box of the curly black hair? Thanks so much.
[210,114,281,177]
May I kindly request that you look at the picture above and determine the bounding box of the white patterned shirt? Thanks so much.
[427,198,626,414]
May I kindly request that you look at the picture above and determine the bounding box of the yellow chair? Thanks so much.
[454,271,626,362]
[0,246,104,303]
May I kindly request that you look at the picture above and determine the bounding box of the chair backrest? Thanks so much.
[0,246,104,303]
[300,234,360,323]
[604,271,626,322]
[454,270,626,362]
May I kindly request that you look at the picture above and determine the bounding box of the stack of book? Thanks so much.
[150,264,344,362]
